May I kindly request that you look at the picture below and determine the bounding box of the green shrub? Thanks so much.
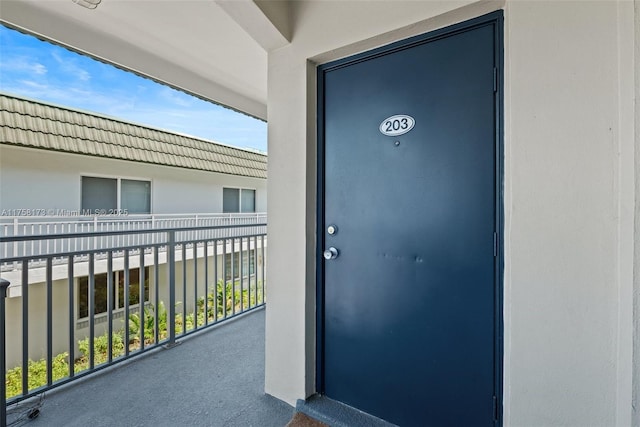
[6,281,265,398]
[77,331,125,370]
[6,353,69,399]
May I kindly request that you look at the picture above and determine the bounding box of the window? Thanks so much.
[222,188,239,213]
[78,273,111,318]
[241,189,255,212]
[223,188,255,213]
[121,180,151,214]
[117,267,150,308]
[81,176,151,214]
[78,267,150,319]
[81,177,117,213]
[224,250,256,281]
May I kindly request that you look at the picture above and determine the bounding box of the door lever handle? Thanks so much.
[323,247,339,260]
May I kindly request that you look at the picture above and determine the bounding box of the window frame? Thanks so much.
[222,187,256,213]
[80,174,153,214]
[77,266,150,321]
[224,249,256,281]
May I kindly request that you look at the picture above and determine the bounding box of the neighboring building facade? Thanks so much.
[0,94,267,369]
[0,94,267,216]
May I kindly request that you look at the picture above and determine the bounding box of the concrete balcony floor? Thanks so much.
[10,308,294,427]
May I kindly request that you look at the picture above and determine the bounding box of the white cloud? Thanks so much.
[51,50,91,82]
[76,68,91,82]
[158,87,192,108]
[32,63,47,75]
[0,57,48,76]
[18,80,48,89]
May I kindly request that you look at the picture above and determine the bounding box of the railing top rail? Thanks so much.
[0,212,267,222]
[0,231,267,263]
[0,222,267,243]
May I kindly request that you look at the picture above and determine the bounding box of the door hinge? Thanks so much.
[493,232,497,257]
[493,395,499,421]
[493,67,497,93]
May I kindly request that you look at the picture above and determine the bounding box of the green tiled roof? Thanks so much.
[0,94,267,179]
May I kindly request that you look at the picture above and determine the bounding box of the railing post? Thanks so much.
[12,219,18,271]
[167,231,176,347]
[93,216,98,251]
[0,278,10,427]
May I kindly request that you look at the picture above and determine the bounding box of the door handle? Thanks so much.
[323,247,339,260]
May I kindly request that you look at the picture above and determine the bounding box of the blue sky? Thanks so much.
[0,25,267,153]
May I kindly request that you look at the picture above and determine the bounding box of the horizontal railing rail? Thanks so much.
[0,217,266,272]
[0,212,266,226]
[0,222,267,424]
[0,213,267,267]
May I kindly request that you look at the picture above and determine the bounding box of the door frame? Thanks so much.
[315,10,504,424]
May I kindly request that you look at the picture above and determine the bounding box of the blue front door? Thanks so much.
[319,13,502,427]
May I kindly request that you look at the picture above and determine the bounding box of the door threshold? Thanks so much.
[296,395,397,427]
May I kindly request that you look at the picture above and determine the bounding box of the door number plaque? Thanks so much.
[379,115,415,137]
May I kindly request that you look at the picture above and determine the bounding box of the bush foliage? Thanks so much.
[6,280,263,399]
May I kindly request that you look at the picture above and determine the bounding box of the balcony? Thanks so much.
[5,309,294,427]
[0,214,298,426]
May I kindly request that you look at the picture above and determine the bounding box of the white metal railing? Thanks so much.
[0,213,267,267]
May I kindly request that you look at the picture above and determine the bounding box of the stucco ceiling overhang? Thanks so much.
[0,0,291,121]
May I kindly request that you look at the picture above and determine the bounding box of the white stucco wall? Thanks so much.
[633,1,639,426]
[265,1,637,426]
[0,145,267,214]
[504,2,633,425]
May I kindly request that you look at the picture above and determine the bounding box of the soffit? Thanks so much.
[0,0,269,119]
